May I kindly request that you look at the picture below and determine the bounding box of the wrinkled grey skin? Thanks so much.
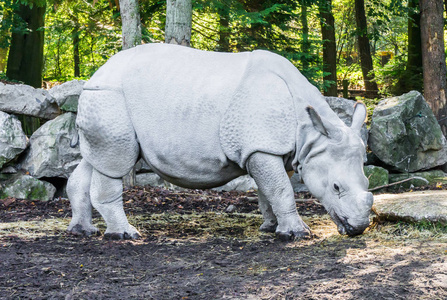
[67,43,373,241]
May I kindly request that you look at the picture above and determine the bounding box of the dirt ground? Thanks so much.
[0,186,446,299]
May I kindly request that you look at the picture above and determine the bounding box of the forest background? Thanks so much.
[1,0,446,127]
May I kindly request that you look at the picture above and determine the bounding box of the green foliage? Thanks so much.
[44,0,121,81]
[0,0,429,98]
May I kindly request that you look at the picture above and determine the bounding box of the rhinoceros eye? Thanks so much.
[333,183,340,192]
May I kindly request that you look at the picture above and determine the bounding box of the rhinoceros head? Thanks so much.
[298,103,373,236]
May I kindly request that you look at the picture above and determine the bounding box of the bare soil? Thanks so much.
[1,186,446,299]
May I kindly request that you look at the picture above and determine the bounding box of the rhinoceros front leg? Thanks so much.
[90,169,141,240]
[247,152,311,241]
[257,190,278,233]
[67,159,99,236]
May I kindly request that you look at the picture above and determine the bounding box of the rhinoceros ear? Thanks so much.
[351,102,367,131]
[306,106,329,137]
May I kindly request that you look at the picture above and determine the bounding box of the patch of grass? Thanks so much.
[130,212,265,241]
[0,218,69,239]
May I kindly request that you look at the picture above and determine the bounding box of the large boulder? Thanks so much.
[368,91,447,172]
[0,111,28,168]
[0,83,60,119]
[387,170,445,191]
[49,80,85,112]
[374,190,447,224]
[19,112,81,178]
[0,174,56,201]
[363,165,388,190]
[325,97,368,145]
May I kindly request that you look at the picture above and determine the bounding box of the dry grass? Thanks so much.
[2,212,446,249]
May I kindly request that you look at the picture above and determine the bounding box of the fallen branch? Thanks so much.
[368,176,429,192]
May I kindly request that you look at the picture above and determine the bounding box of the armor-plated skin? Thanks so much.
[67,43,373,240]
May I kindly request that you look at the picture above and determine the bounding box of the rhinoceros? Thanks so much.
[67,43,373,241]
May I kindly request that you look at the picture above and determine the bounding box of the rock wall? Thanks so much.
[0,81,446,201]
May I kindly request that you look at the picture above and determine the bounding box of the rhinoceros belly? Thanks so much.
[122,44,249,188]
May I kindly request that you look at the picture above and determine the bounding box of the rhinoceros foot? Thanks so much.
[276,229,313,242]
[259,220,278,233]
[68,223,100,237]
[103,225,141,240]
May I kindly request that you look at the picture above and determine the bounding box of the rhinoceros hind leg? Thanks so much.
[90,168,141,240]
[247,152,312,241]
[67,159,99,236]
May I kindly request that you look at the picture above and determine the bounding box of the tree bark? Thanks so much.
[119,0,141,187]
[165,0,192,46]
[420,0,447,135]
[300,3,310,71]
[119,0,142,50]
[217,5,230,52]
[72,19,81,77]
[354,0,378,97]
[6,2,46,88]
[319,0,337,96]
[396,0,423,94]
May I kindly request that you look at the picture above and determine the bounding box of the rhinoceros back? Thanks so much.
[122,44,252,187]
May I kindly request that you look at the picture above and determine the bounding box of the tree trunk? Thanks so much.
[6,3,46,88]
[300,3,310,71]
[72,19,81,77]
[165,0,192,46]
[119,0,142,50]
[217,5,230,52]
[354,0,378,97]
[119,0,141,187]
[319,0,337,96]
[420,0,447,135]
[396,0,423,94]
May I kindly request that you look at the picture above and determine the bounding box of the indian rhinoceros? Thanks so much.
[67,43,373,241]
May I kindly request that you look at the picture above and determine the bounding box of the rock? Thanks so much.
[225,204,236,213]
[0,166,17,174]
[364,165,388,190]
[368,91,447,172]
[135,173,186,190]
[0,83,60,119]
[213,175,258,192]
[19,112,81,178]
[0,111,28,168]
[136,173,165,187]
[387,170,446,191]
[373,190,447,224]
[135,158,152,173]
[325,96,368,146]
[49,80,85,112]
[0,174,56,201]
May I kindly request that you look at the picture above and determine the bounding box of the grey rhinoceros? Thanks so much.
[67,43,373,241]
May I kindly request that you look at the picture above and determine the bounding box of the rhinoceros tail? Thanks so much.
[70,129,79,148]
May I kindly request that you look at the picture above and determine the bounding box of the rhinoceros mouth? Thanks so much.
[331,213,367,237]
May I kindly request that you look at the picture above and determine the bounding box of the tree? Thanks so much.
[395,0,423,94]
[354,0,378,97]
[216,1,230,52]
[319,0,337,96]
[119,0,141,50]
[420,0,447,134]
[119,0,142,187]
[299,0,311,71]
[165,0,192,46]
[6,1,46,88]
